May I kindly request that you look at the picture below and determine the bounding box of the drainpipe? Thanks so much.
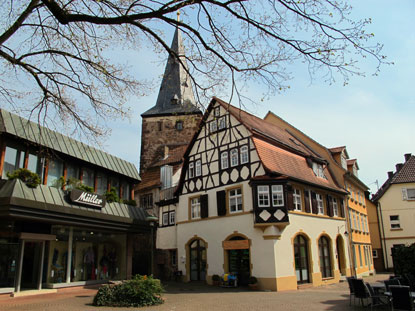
[377,201,388,270]
[344,200,356,277]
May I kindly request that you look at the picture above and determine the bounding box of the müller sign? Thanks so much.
[69,189,106,208]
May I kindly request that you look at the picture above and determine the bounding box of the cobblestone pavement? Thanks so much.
[0,274,391,311]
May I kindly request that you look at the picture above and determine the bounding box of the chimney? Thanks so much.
[404,153,412,162]
[387,171,394,179]
[163,145,169,160]
[396,163,404,172]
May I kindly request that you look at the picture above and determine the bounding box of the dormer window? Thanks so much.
[341,154,347,169]
[312,162,326,178]
[353,165,358,177]
[171,94,179,105]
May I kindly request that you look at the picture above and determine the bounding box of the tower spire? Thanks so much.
[141,21,200,117]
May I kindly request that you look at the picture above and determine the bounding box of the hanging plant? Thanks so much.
[105,187,120,203]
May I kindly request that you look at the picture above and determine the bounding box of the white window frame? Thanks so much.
[163,213,169,226]
[272,185,284,207]
[240,145,249,164]
[316,193,324,214]
[332,198,338,217]
[218,116,226,130]
[191,197,201,219]
[169,211,175,225]
[352,211,357,230]
[402,188,415,200]
[357,213,361,231]
[214,107,220,117]
[195,160,202,177]
[189,162,194,178]
[221,152,229,169]
[230,148,239,167]
[229,188,243,213]
[312,162,325,178]
[210,120,217,133]
[293,188,302,211]
[257,185,270,207]
[390,215,400,229]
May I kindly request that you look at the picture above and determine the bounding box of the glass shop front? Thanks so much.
[0,222,128,293]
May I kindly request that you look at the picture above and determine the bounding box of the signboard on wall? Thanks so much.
[223,240,250,250]
[69,189,106,208]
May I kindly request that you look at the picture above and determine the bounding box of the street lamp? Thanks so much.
[146,215,158,276]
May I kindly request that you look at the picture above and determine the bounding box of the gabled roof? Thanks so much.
[177,97,346,194]
[373,154,415,201]
[0,109,140,181]
[142,27,202,117]
[347,159,359,170]
[329,146,349,159]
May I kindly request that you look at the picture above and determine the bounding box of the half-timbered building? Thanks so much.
[159,97,351,291]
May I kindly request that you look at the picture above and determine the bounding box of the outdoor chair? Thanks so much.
[365,282,389,311]
[385,279,401,291]
[390,285,414,311]
[352,278,370,307]
[403,274,415,291]
[346,276,356,306]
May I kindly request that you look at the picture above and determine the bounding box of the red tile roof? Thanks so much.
[136,168,161,191]
[151,144,187,167]
[391,155,415,184]
[253,138,344,192]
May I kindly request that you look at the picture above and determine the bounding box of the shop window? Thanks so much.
[318,236,332,278]
[230,149,238,167]
[195,160,201,177]
[2,145,25,178]
[121,181,130,200]
[221,152,229,169]
[390,215,400,229]
[190,197,201,219]
[66,163,79,180]
[27,153,42,176]
[110,176,120,196]
[228,187,243,213]
[240,145,249,164]
[47,158,64,188]
[293,188,302,211]
[257,185,270,207]
[189,162,194,178]
[272,185,284,207]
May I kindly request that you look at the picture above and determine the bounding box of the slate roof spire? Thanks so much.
[142,21,201,117]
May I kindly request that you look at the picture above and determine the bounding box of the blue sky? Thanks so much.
[104,0,415,195]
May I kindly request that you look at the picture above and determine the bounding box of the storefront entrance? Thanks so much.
[189,239,206,281]
[21,242,43,289]
[228,248,250,285]
[294,235,310,284]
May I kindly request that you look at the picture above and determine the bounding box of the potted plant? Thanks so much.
[248,276,258,290]
[212,274,221,286]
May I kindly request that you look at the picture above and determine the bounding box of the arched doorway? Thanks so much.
[226,236,250,286]
[294,234,310,284]
[189,239,206,281]
[336,235,346,275]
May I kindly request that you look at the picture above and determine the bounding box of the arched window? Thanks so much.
[221,152,228,169]
[230,149,238,167]
[240,145,249,164]
[294,235,310,284]
[319,236,332,278]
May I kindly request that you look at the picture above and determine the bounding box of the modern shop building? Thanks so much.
[0,109,151,295]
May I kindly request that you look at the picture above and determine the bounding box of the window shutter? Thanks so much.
[216,190,227,216]
[326,195,333,217]
[311,191,318,214]
[340,199,345,218]
[201,194,209,218]
[286,186,294,210]
[402,188,408,200]
[304,190,311,213]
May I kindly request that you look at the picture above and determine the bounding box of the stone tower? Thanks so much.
[139,26,202,174]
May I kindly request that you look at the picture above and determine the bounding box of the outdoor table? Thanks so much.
[384,291,415,298]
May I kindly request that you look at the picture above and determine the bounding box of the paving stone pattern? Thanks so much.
[0,274,391,311]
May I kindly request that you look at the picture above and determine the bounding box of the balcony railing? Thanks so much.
[159,186,176,202]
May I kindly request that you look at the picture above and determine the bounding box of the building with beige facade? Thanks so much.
[157,98,351,291]
[372,153,415,270]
